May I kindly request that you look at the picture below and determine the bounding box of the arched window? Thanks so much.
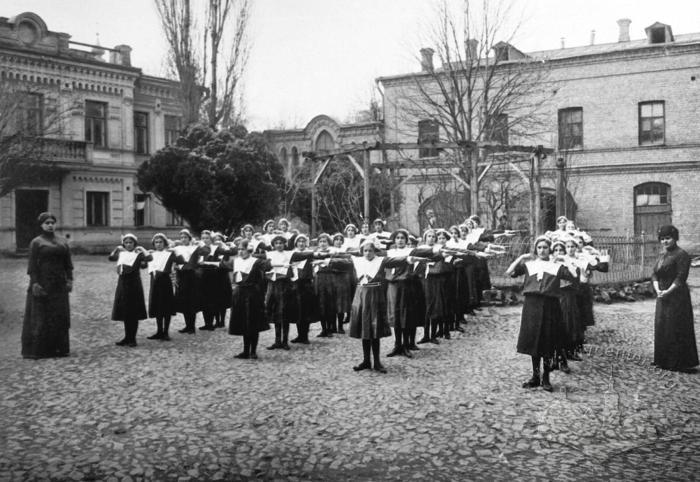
[634,182,671,235]
[315,130,335,153]
[279,147,289,172]
[291,146,300,166]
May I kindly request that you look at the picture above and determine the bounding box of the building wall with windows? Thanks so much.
[0,12,185,252]
[377,20,700,250]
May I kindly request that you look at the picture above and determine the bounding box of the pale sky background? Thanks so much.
[4,0,700,130]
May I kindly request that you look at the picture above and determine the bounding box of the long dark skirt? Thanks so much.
[199,269,225,313]
[475,257,491,301]
[421,275,451,321]
[291,278,318,324]
[229,284,269,336]
[654,285,699,370]
[456,265,479,314]
[516,294,564,359]
[331,271,353,313]
[175,269,199,314]
[265,278,293,324]
[111,271,147,321]
[215,269,232,310]
[350,283,392,340]
[316,271,337,320]
[577,284,595,327]
[149,272,176,318]
[22,288,70,358]
[559,287,584,350]
[386,280,422,329]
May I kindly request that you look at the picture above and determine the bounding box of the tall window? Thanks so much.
[291,146,300,166]
[279,147,289,171]
[134,112,149,154]
[315,131,335,152]
[21,93,43,135]
[167,209,184,226]
[418,119,439,158]
[134,193,147,226]
[639,101,665,146]
[85,101,107,148]
[164,115,181,146]
[484,113,508,145]
[558,107,583,150]
[634,182,671,235]
[86,191,109,226]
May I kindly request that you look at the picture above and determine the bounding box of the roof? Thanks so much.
[377,31,700,83]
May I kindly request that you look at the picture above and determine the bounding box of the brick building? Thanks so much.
[0,12,185,252]
[377,19,700,250]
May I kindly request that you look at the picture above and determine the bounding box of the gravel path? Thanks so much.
[1,255,699,481]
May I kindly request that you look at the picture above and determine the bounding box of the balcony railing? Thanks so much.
[43,138,89,162]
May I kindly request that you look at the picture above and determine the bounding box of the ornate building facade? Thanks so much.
[0,12,184,252]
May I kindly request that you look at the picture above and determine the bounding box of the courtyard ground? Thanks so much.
[0,255,699,481]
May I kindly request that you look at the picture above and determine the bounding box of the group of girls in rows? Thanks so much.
[107,216,503,373]
[107,214,615,389]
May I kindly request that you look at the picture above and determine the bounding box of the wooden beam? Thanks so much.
[477,162,493,183]
[313,159,331,185]
[445,170,471,191]
[346,154,365,179]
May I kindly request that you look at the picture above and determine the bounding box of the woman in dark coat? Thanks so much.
[22,212,73,359]
[147,233,177,341]
[195,230,223,331]
[652,225,699,372]
[108,234,151,347]
[289,234,319,344]
[212,232,233,328]
[227,239,269,359]
[506,236,575,392]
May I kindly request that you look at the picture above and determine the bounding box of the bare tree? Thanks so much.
[0,79,71,197]
[388,0,551,225]
[154,0,250,128]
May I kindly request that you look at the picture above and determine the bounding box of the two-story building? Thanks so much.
[0,12,185,252]
[377,18,700,250]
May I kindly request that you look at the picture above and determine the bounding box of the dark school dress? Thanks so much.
[263,250,312,324]
[385,247,433,330]
[22,233,73,358]
[420,253,454,322]
[344,255,405,340]
[511,258,574,359]
[576,251,609,327]
[652,245,699,370]
[227,256,269,336]
[173,244,200,314]
[109,250,149,322]
[556,259,583,351]
[148,251,177,318]
[195,245,225,313]
[290,250,320,325]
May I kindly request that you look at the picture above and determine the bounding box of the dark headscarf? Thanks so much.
[37,212,56,224]
[657,225,679,241]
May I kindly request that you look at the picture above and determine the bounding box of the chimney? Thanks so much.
[560,37,565,49]
[590,29,596,45]
[113,44,132,67]
[617,18,631,42]
[420,48,434,72]
[465,39,479,60]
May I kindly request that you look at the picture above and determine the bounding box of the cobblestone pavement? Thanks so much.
[1,255,699,481]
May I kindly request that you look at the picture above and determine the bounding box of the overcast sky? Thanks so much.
[4,0,700,130]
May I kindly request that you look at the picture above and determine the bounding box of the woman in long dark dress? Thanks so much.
[505,236,575,392]
[173,229,199,334]
[652,225,699,371]
[108,234,151,347]
[146,233,176,341]
[227,239,269,359]
[22,212,73,359]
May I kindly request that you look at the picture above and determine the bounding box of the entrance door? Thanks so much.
[15,189,49,250]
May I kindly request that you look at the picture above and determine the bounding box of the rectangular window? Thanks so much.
[86,191,109,226]
[85,101,107,148]
[418,119,439,158]
[484,113,508,145]
[164,115,181,146]
[134,111,149,154]
[639,101,665,146]
[22,93,43,135]
[558,107,583,150]
[134,193,147,227]
[167,209,184,226]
